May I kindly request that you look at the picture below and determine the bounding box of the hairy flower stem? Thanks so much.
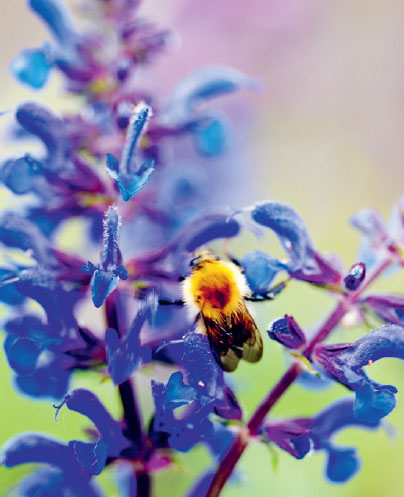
[205,255,392,497]
[105,292,151,497]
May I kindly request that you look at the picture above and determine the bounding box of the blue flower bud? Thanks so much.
[267,315,306,349]
[344,262,366,291]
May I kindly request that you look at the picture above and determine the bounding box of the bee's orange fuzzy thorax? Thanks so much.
[182,258,248,321]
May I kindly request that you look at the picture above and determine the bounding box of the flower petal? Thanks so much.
[4,337,41,375]
[10,47,52,89]
[163,66,259,124]
[251,201,314,272]
[314,325,404,422]
[29,0,77,46]
[59,389,129,454]
[350,208,389,245]
[1,156,41,195]
[19,468,104,497]
[70,440,108,476]
[0,211,53,264]
[326,447,359,483]
[192,117,228,157]
[241,250,285,293]
[16,102,69,171]
[1,433,79,472]
[364,294,404,326]
[106,293,157,385]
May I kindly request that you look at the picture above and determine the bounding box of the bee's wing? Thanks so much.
[235,303,263,364]
[201,304,263,372]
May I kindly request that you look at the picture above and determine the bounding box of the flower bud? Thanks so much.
[344,262,366,291]
[267,314,306,349]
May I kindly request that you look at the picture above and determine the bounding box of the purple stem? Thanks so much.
[105,292,151,497]
[204,254,392,497]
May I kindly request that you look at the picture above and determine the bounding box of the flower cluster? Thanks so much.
[1,1,404,497]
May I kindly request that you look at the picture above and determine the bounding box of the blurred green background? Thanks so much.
[1,1,404,496]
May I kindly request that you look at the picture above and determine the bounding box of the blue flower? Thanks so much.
[350,208,389,246]
[54,388,130,457]
[151,333,241,452]
[364,294,404,325]
[82,206,128,308]
[350,197,404,259]
[1,389,132,494]
[106,102,155,201]
[264,398,380,483]
[314,325,404,423]
[250,201,342,285]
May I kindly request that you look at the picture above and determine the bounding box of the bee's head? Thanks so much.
[189,249,219,270]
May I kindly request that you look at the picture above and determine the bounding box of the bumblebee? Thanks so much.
[182,251,263,372]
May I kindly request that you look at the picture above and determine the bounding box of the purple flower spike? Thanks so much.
[344,262,366,291]
[267,315,306,349]
[106,102,155,201]
[314,325,404,423]
[106,293,157,385]
[364,294,404,326]
[82,206,128,308]
[241,250,285,293]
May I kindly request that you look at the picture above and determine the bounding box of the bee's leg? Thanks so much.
[246,279,290,302]
[158,298,184,306]
[220,239,243,268]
